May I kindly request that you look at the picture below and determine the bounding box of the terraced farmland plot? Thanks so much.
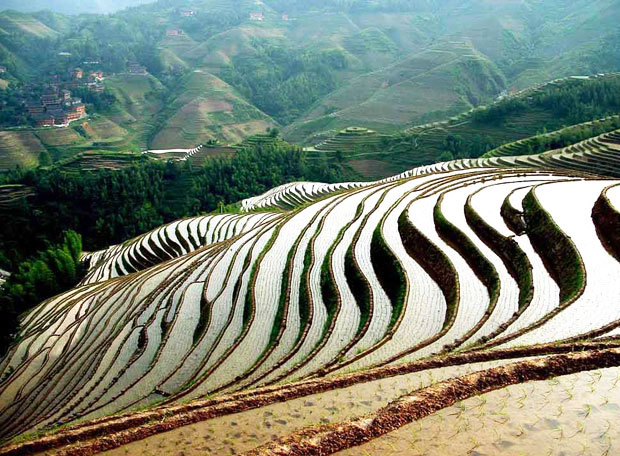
[2,155,620,455]
[337,366,620,456]
[99,358,534,456]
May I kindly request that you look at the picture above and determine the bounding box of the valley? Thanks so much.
[1,1,620,455]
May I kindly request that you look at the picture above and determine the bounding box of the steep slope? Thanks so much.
[284,41,506,143]
[2,143,620,441]
[150,71,279,149]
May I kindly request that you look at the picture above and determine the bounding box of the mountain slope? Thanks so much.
[150,71,279,148]
[284,41,506,143]
[2,141,620,439]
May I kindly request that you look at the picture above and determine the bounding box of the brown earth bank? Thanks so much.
[240,347,620,456]
[2,340,620,456]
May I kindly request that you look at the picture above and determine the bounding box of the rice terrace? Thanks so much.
[1,0,620,455]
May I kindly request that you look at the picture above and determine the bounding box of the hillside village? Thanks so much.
[1,66,106,128]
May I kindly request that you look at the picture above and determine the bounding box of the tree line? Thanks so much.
[0,231,82,357]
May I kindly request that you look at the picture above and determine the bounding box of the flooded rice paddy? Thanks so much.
[101,359,525,456]
[338,367,620,456]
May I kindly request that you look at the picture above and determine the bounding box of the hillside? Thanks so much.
[1,137,620,454]
[150,71,278,148]
[0,0,617,168]
[306,74,620,180]
[283,41,506,143]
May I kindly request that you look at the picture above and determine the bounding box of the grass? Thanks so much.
[465,194,534,311]
[371,225,406,331]
[0,130,45,170]
[522,189,585,304]
[398,210,459,330]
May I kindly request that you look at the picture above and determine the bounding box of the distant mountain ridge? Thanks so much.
[0,0,154,15]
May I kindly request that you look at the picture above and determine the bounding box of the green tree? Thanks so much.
[39,150,52,167]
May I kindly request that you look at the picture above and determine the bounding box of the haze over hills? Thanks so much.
[0,0,618,158]
[0,0,155,15]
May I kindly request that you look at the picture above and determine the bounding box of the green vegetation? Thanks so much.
[0,140,342,272]
[465,195,533,311]
[220,43,347,125]
[472,77,620,128]
[320,242,339,338]
[344,243,370,335]
[434,195,500,311]
[268,242,296,347]
[0,231,82,356]
[484,116,620,158]
[398,211,458,330]
[523,189,585,303]
[292,76,620,180]
[592,189,620,263]
[194,140,342,211]
[297,240,313,345]
[0,0,618,169]
[370,225,406,331]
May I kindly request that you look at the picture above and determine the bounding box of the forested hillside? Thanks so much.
[0,0,618,161]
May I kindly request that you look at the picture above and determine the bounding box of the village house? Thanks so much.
[250,12,264,21]
[25,86,88,127]
[281,14,289,21]
[88,71,104,81]
[128,62,147,75]
[84,81,105,92]
[179,9,195,17]
[45,100,63,111]
[166,29,181,36]
[72,68,83,79]
[41,92,61,106]
[70,103,86,117]
[33,113,55,128]
[25,101,45,115]
[0,66,6,74]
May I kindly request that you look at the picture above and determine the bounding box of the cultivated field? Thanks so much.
[2,141,620,456]
[0,130,45,171]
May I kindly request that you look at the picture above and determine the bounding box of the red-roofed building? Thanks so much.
[70,103,86,117]
[33,113,55,128]
[250,12,264,21]
[72,68,83,79]
[41,93,61,106]
[26,102,45,115]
